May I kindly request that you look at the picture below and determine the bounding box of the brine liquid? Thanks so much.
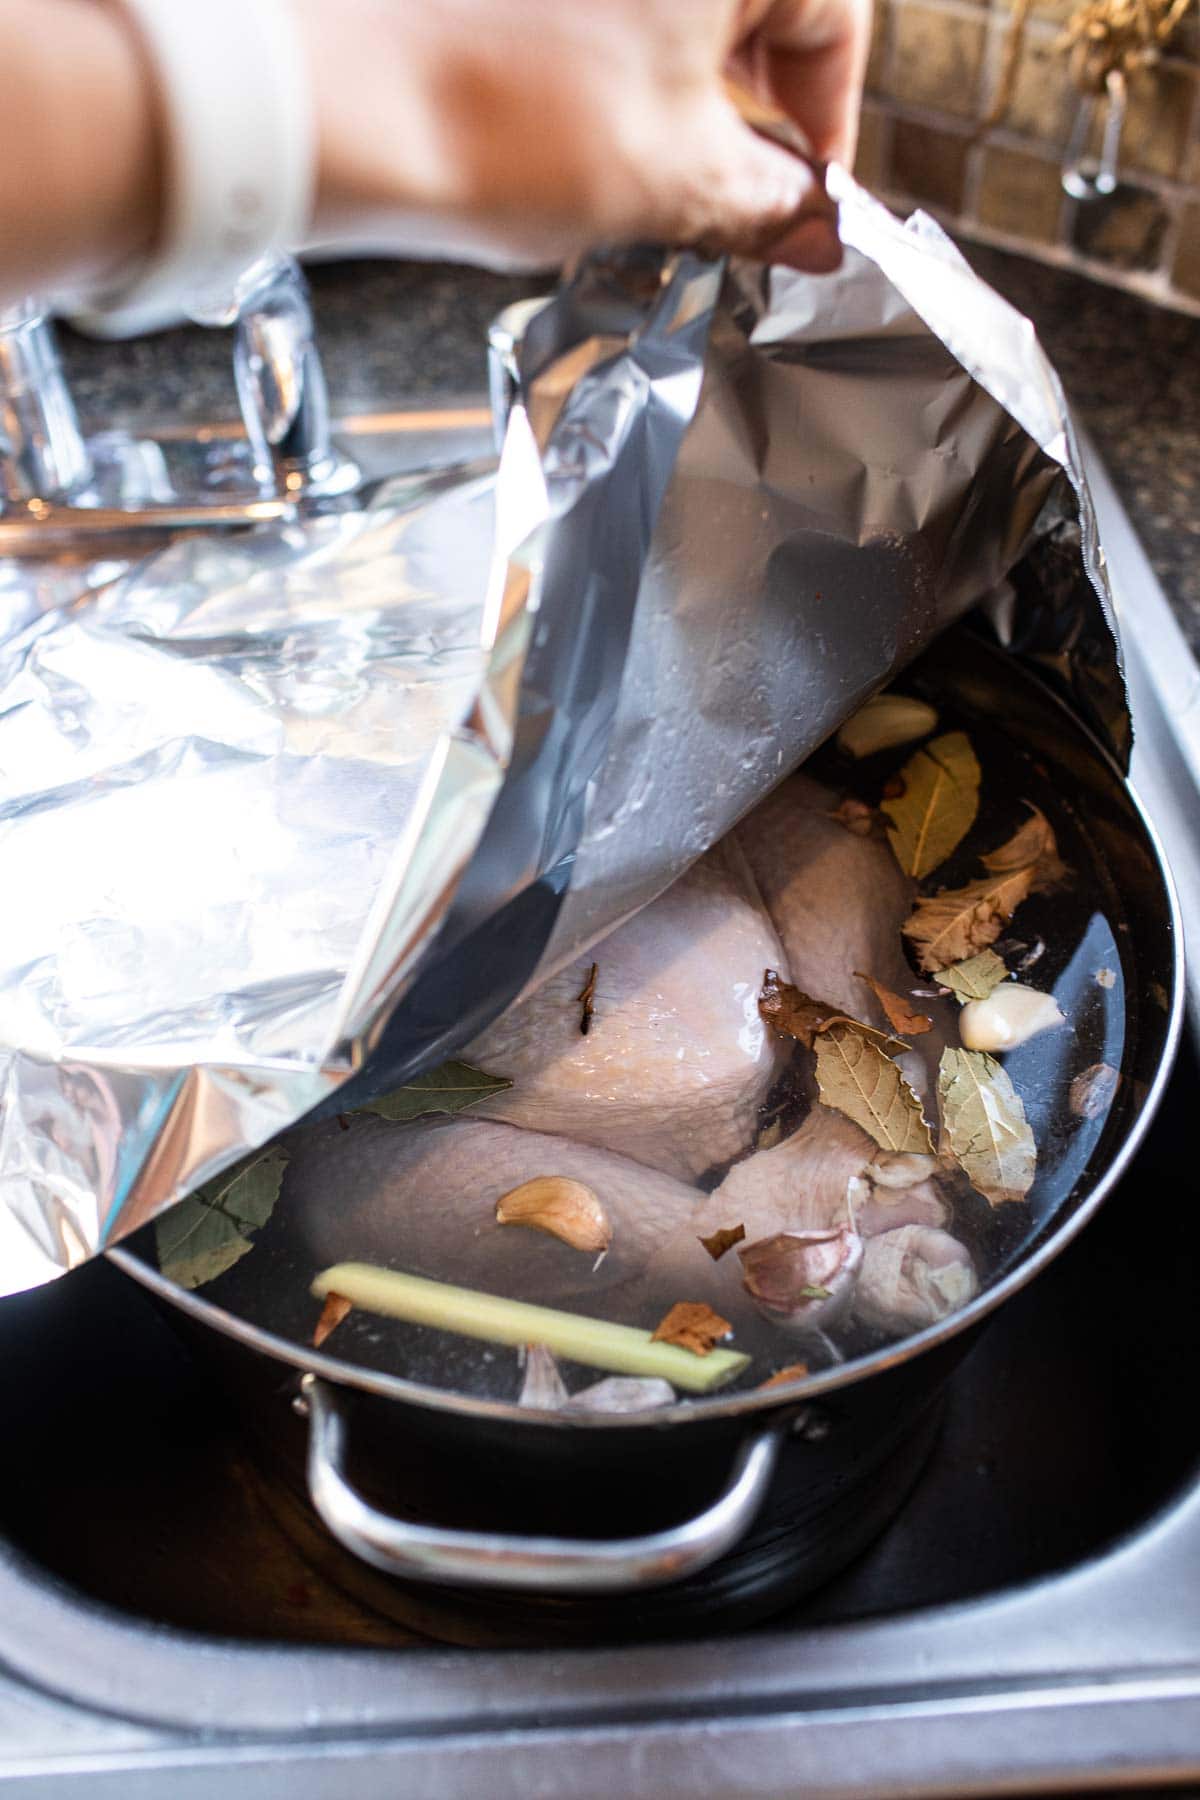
[158,676,1149,1405]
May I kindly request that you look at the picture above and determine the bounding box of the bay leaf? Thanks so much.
[155,1146,288,1291]
[651,1302,733,1357]
[698,1223,747,1262]
[758,1362,810,1390]
[813,1022,934,1155]
[881,731,981,879]
[853,970,932,1035]
[758,969,840,1049]
[759,971,907,1055]
[313,1291,353,1348]
[981,804,1066,891]
[902,866,1035,973]
[940,949,1009,1003]
[937,1048,1036,1207]
[359,1060,511,1124]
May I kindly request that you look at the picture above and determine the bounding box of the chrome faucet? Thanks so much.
[0,255,359,543]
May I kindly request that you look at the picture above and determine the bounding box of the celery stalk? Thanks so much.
[312,1263,751,1395]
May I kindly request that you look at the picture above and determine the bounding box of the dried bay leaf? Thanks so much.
[881,731,981,879]
[903,866,1035,973]
[758,1363,810,1391]
[155,1146,288,1291]
[981,804,1066,890]
[938,1048,1036,1207]
[813,1022,934,1156]
[313,1291,353,1348]
[699,1223,746,1262]
[651,1302,733,1357]
[854,971,932,1036]
[359,1060,511,1124]
[758,969,839,1049]
[940,949,1009,1003]
[576,961,598,1035]
[759,971,907,1056]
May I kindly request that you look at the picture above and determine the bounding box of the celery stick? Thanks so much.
[312,1263,751,1395]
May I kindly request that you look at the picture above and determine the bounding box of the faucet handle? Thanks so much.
[188,254,359,499]
[0,297,92,507]
[0,258,359,540]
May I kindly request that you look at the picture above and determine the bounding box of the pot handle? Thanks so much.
[301,1375,784,1594]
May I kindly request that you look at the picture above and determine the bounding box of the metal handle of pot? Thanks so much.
[302,1375,784,1594]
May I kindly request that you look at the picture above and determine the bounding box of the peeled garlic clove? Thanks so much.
[854,1225,978,1333]
[566,1377,676,1414]
[837,694,938,760]
[868,1151,939,1190]
[518,1342,569,1409]
[959,983,1065,1053]
[495,1175,613,1252]
[739,1225,863,1337]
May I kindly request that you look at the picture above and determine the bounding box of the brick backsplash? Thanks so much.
[858,0,1200,313]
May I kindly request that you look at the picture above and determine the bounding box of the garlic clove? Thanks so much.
[868,1151,939,1190]
[518,1342,569,1409]
[959,983,1065,1053]
[739,1225,863,1336]
[566,1377,676,1414]
[495,1175,613,1252]
[837,693,938,760]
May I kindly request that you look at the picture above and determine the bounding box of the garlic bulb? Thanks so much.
[738,1225,863,1336]
[837,694,938,759]
[959,983,1065,1053]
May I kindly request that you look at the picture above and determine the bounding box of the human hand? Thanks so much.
[298,0,871,272]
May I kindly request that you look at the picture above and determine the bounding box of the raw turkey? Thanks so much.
[636,1107,950,1345]
[854,1224,978,1333]
[464,843,789,1181]
[289,1113,700,1323]
[733,772,958,1093]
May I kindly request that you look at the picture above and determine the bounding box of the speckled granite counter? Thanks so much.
[58,247,1200,654]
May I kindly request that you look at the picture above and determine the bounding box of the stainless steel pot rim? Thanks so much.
[108,767,1184,1433]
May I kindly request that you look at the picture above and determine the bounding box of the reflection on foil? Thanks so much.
[0,174,1126,1295]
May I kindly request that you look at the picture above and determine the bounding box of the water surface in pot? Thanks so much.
[156,654,1148,1412]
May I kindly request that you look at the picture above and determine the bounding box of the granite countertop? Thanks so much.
[58,246,1200,655]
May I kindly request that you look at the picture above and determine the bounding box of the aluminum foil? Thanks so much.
[0,173,1126,1295]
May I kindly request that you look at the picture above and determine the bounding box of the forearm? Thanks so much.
[0,0,160,305]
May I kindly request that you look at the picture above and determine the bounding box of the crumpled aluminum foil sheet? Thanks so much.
[0,172,1126,1296]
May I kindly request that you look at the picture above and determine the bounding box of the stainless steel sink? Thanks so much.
[0,421,1196,1798]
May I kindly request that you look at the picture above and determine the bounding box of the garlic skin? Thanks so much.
[739,1224,863,1337]
[854,1226,978,1333]
[837,694,938,760]
[495,1175,613,1252]
[959,983,1065,1053]
[518,1343,569,1409]
[566,1377,676,1414]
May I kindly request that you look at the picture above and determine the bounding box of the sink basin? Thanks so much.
[0,418,1195,1797]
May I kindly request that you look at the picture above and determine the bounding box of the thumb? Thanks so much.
[651,98,841,272]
